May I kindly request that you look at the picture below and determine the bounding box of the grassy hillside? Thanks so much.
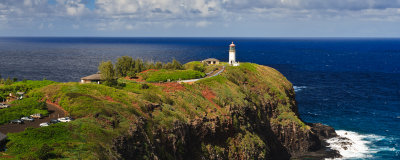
[140,69,205,82]
[1,62,312,159]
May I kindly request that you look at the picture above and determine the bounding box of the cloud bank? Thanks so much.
[0,0,399,36]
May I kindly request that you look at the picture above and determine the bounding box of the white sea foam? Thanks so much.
[293,86,307,92]
[325,130,385,160]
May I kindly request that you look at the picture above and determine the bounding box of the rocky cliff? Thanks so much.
[4,63,339,159]
[110,63,339,159]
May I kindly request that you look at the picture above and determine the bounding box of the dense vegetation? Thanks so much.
[1,62,313,159]
[98,57,185,86]
[183,61,207,72]
[0,74,18,86]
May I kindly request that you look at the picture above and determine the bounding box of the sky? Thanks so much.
[0,0,400,37]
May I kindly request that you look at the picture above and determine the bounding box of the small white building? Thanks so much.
[229,42,240,66]
[202,58,220,65]
[80,73,102,84]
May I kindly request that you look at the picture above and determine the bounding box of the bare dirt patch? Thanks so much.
[140,69,159,73]
[201,87,221,109]
[104,96,118,103]
[154,82,186,93]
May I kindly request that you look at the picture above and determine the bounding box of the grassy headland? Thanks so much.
[0,61,317,159]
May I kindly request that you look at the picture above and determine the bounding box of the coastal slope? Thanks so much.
[3,63,337,159]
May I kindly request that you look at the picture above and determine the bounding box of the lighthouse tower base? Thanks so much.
[231,62,240,66]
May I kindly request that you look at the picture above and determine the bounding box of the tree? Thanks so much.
[5,77,13,85]
[163,62,173,69]
[146,62,155,70]
[171,59,183,70]
[115,56,134,77]
[155,61,163,69]
[134,58,144,73]
[98,61,116,86]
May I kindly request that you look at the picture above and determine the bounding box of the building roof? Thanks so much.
[0,132,6,142]
[81,73,102,80]
[202,58,220,62]
[230,42,235,47]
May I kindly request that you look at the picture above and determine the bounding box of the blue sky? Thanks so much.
[0,0,399,37]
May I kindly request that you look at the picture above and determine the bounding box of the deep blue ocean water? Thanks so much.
[0,37,399,159]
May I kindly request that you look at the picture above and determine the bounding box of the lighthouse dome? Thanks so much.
[229,42,235,47]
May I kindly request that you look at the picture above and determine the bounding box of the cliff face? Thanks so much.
[7,63,337,159]
[111,63,337,159]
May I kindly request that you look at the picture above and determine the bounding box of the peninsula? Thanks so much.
[0,58,339,159]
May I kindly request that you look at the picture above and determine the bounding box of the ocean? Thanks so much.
[0,37,399,159]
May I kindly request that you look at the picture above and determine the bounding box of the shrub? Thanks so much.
[142,91,161,103]
[141,84,150,89]
[183,61,206,72]
[127,71,136,78]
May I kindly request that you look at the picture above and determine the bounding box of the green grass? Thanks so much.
[141,69,205,82]
[6,123,74,159]
[183,61,206,72]
[118,79,154,94]
[0,80,57,101]
[11,80,58,89]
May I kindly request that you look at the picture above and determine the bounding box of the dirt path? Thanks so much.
[0,103,66,134]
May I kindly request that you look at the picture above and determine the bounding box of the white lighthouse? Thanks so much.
[229,42,239,66]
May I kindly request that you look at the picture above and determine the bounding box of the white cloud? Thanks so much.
[0,0,400,35]
[23,0,32,7]
[195,20,210,27]
[125,24,134,30]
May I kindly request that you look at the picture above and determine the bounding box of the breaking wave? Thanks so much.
[325,130,395,160]
[293,86,307,92]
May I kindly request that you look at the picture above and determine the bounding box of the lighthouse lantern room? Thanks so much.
[229,42,240,66]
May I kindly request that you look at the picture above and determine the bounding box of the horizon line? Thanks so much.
[1,36,400,39]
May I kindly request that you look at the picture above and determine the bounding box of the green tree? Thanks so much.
[171,59,183,70]
[134,58,144,73]
[146,62,156,70]
[155,61,163,69]
[98,61,116,86]
[163,62,173,69]
[115,56,134,77]
[5,77,13,85]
